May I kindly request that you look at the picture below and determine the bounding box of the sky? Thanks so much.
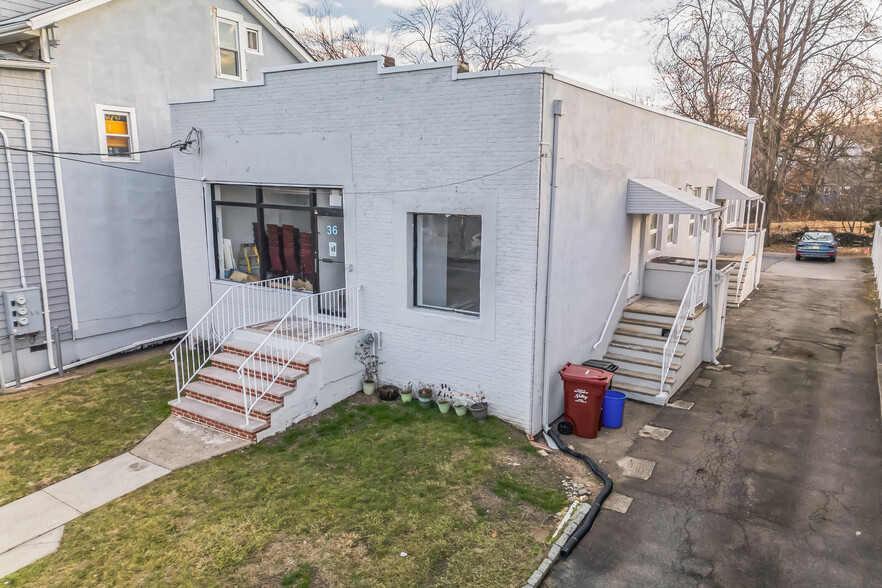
[261,0,667,97]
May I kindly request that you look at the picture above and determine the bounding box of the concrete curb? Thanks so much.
[522,502,592,588]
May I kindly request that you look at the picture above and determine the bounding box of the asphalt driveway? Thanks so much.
[547,253,882,587]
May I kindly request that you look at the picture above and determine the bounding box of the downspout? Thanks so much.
[539,99,563,441]
[44,67,79,332]
[0,112,55,369]
[0,129,26,287]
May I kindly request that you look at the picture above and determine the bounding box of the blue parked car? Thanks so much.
[796,231,837,262]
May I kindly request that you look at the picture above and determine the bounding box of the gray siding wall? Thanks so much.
[0,66,70,355]
[44,0,302,342]
[0,0,66,20]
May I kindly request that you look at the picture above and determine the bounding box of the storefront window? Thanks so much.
[414,214,481,315]
[210,185,344,293]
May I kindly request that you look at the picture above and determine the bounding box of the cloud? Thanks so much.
[538,0,615,12]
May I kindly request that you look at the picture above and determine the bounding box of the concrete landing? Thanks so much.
[131,416,251,470]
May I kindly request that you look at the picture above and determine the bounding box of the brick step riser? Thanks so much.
[198,373,296,400]
[211,359,300,387]
[171,406,260,442]
[222,346,312,373]
[185,390,275,422]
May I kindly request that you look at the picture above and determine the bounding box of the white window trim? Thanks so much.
[95,104,139,163]
[245,24,263,55]
[648,213,661,253]
[666,214,678,245]
[213,7,247,81]
[688,215,697,238]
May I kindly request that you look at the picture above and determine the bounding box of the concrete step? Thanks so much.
[603,352,682,372]
[623,297,706,320]
[612,328,689,347]
[619,316,693,336]
[169,396,269,442]
[611,380,668,405]
[197,366,297,403]
[184,381,281,421]
[222,339,319,372]
[211,352,307,385]
[614,367,675,387]
[607,340,685,363]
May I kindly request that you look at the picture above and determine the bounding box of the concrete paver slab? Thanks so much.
[694,378,712,387]
[616,457,656,480]
[669,400,694,410]
[42,453,169,514]
[638,425,672,441]
[131,416,250,470]
[0,492,78,554]
[0,526,64,578]
[602,493,633,514]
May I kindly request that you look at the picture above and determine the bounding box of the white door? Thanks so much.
[627,216,644,300]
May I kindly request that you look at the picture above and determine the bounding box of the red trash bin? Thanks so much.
[559,362,614,439]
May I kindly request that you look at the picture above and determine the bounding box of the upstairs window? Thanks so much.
[649,214,661,251]
[666,214,678,245]
[96,105,139,162]
[214,8,251,80]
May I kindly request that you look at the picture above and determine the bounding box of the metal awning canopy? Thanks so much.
[627,178,723,215]
[715,178,762,201]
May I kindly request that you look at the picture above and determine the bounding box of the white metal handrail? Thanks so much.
[170,276,309,401]
[238,285,361,424]
[593,272,631,350]
[659,268,709,396]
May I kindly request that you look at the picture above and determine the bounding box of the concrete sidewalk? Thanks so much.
[0,416,249,577]
[547,254,882,587]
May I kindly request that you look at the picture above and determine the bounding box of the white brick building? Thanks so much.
[168,57,763,439]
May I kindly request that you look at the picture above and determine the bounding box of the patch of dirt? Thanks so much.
[237,533,367,588]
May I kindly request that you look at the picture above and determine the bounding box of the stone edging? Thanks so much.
[522,502,592,587]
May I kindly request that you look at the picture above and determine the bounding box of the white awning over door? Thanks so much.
[626,178,723,215]
[715,178,762,201]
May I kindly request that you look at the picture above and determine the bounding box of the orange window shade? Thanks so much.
[104,114,129,136]
[106,136,130,148]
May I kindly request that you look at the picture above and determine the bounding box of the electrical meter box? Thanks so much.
[2,287,44,336]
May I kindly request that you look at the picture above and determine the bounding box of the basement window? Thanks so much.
[414,214,482,316]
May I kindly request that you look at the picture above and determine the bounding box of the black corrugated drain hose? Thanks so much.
[546,428,613,558]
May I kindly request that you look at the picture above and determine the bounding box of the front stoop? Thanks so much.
[169,336,319,442]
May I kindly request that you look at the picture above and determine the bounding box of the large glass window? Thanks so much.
[210,185,343,293]
[414,214,481,315]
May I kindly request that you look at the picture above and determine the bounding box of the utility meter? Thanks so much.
[2,287,43,336]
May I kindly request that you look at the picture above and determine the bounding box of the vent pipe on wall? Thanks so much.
[741,117,757,186]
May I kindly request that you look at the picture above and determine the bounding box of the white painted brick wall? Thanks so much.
[172,60,544,431]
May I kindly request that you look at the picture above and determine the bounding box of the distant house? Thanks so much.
[0,0,310,382]
[167,57,765,441]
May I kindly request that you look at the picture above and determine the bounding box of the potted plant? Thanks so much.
[399,384,413,404]
[453,390,469,417]
[377,384,400,402]
[469,390,488,422]
[354,343,382,396]
[417,383,434,408]
[435,385,452,414]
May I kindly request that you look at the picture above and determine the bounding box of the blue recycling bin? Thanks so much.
[601,390,627,428]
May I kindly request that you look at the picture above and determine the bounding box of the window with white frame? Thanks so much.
[245,25,263,54]
[689,215,696,237]
[414,214,482,315]
[649,214,661,251]
[666,214,678,245]
[726,200,736,223]
[214,9,245,80]
[703,186,714,231]
[96,105,139,162]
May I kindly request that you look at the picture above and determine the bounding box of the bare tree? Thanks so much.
[651,0,882,224]
[391,0,543,71]
[296,1,381,61]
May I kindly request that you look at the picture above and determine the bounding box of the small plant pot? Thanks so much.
[363,380,376,396]
[437,400,451,414]
[453,401,468,417]
[377,384,400,401]
[469,402,488,422]
[417,395,433,408]
[400,391,413,404]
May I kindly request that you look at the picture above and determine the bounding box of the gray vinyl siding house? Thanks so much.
[169,57,761,437]
[0,0,310,381]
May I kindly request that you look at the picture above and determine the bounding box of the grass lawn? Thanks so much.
[5,399,569,587]
[0,354,174,506]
